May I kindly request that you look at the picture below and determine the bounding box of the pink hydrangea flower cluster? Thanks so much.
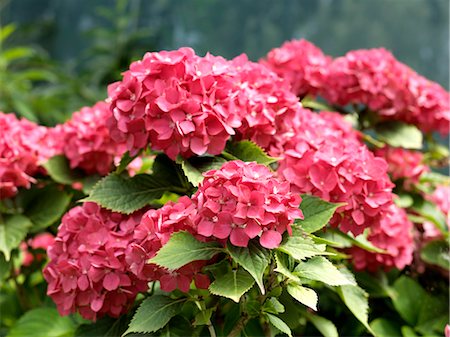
[322,48,450,135]
[192,160,303,248]
[423,185,450,239]
[349,204,414,272]
[260,39,331,97]
[58,101,126,175]
[375,146,429,189]
[231,56,305,155]
[20,232,55,267]
[107,48,243,159]
[126,196,210,293]
[43,202,148,320]
[277,108,394,236]
[0,112,59,199]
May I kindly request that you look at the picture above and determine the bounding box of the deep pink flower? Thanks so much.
[57,102,126,175]
[107,48,243,159]
[422,185,450,240]
[0,113,59,199]
[277,108,394,236]
[192,160,303,248]
[43,203,148,320]
[375,146,429,189]
[349,204,414,272]
[260,39,332,97]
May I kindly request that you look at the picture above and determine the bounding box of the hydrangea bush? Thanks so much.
[1,40,449,337]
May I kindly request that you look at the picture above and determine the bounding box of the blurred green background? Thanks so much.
[1,0,449,126]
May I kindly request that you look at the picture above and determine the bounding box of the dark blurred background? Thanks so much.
[0,0,449,125]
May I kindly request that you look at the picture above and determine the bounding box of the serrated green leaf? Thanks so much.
[76,315,130,337]
[266,314,292,337]
[115,151,137,174]
[209,268,255,302]
[152,154,186,188]
[193,308,213,326]
[394,194,414,208]
[294,256,355,286]
[337,284,372,333]
[374,121,423,149]
[149,231,222,270]
[0,214,32,261]
[84,173,176,214]
[369,318,402,337]
[415,293,449,335]
[411,198,448,234]
[262,297,285,314]
[180,156,227,186]
[124,296,184,335]
[420,240,450,270]
[226,140,277,166]
[296,195,343,233]
[24,186,71,231]
[287,284,318,311]
[328,228,386,253]
[277,233,329,262]
[391,276,426,326]
[227,241,270,294]
[43,155,82,184]
[274,251,300,283]
[307,314,338,337]
[401,326,418,337]
[6,307,76,337]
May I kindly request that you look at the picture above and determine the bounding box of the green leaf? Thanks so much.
[411,198,448,234]
[76,315,130,337]
[226,140,277,166]
[180,156,226,187]
[84,173,175,214]
[24,186,71,232]
[294,256,356,286]
[115,151,138,174]
[151,154,186,188]
[287,284,318,311]
[401,326,418,337]
[277,233,329,262]
[419,172,450,185]
[43,155,82,185]
[420,240,450,270]
[337,284,372,333]
[274,251,300,283]
[394,194,414,208]
[209,268,255,302]
[149,231,223,270]
[227,241,270,294]
[391,276,427,326]
[370,318,402,337]
[415,293,449,335]
[374,121,423,149]
[328,228,386,253]
[307,314,339,337]
[266,314,292,337]
[296,195,343,233]
[0,253,10,280]
[262,297,285,314]
[193,308,213,326]
[0,214,32,261]
[124,296,184,335]
[301,96,335,111]
[6,307,76,337]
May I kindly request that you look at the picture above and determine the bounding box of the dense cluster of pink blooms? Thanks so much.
[260,39,331,97]
[375,146,429,189]
[0,112,59,199]
[57,102,126,175]
[349,204,414,272]
[20,232,55,267]
[193,160,303,248]
[321,48,450,135]
[43,203,149,320]
[107,48,243,159]
[126,196,210,293]
[277,108,394,236]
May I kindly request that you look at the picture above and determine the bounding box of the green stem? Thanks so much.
[226,314,249,337]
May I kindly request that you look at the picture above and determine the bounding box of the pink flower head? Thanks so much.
[20,232,55,267]
[43,202,148,320]
[127,196,210,292]
[230,57,305,154]
[260,39,332,97]
[0,112,59,199]
[375,146,429,189]
[58,102,126,175]
[192,160,303,249]
[277,108,394,236]
[107,48,243,159]
[349,204,414,272]
[322,48,450,135]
